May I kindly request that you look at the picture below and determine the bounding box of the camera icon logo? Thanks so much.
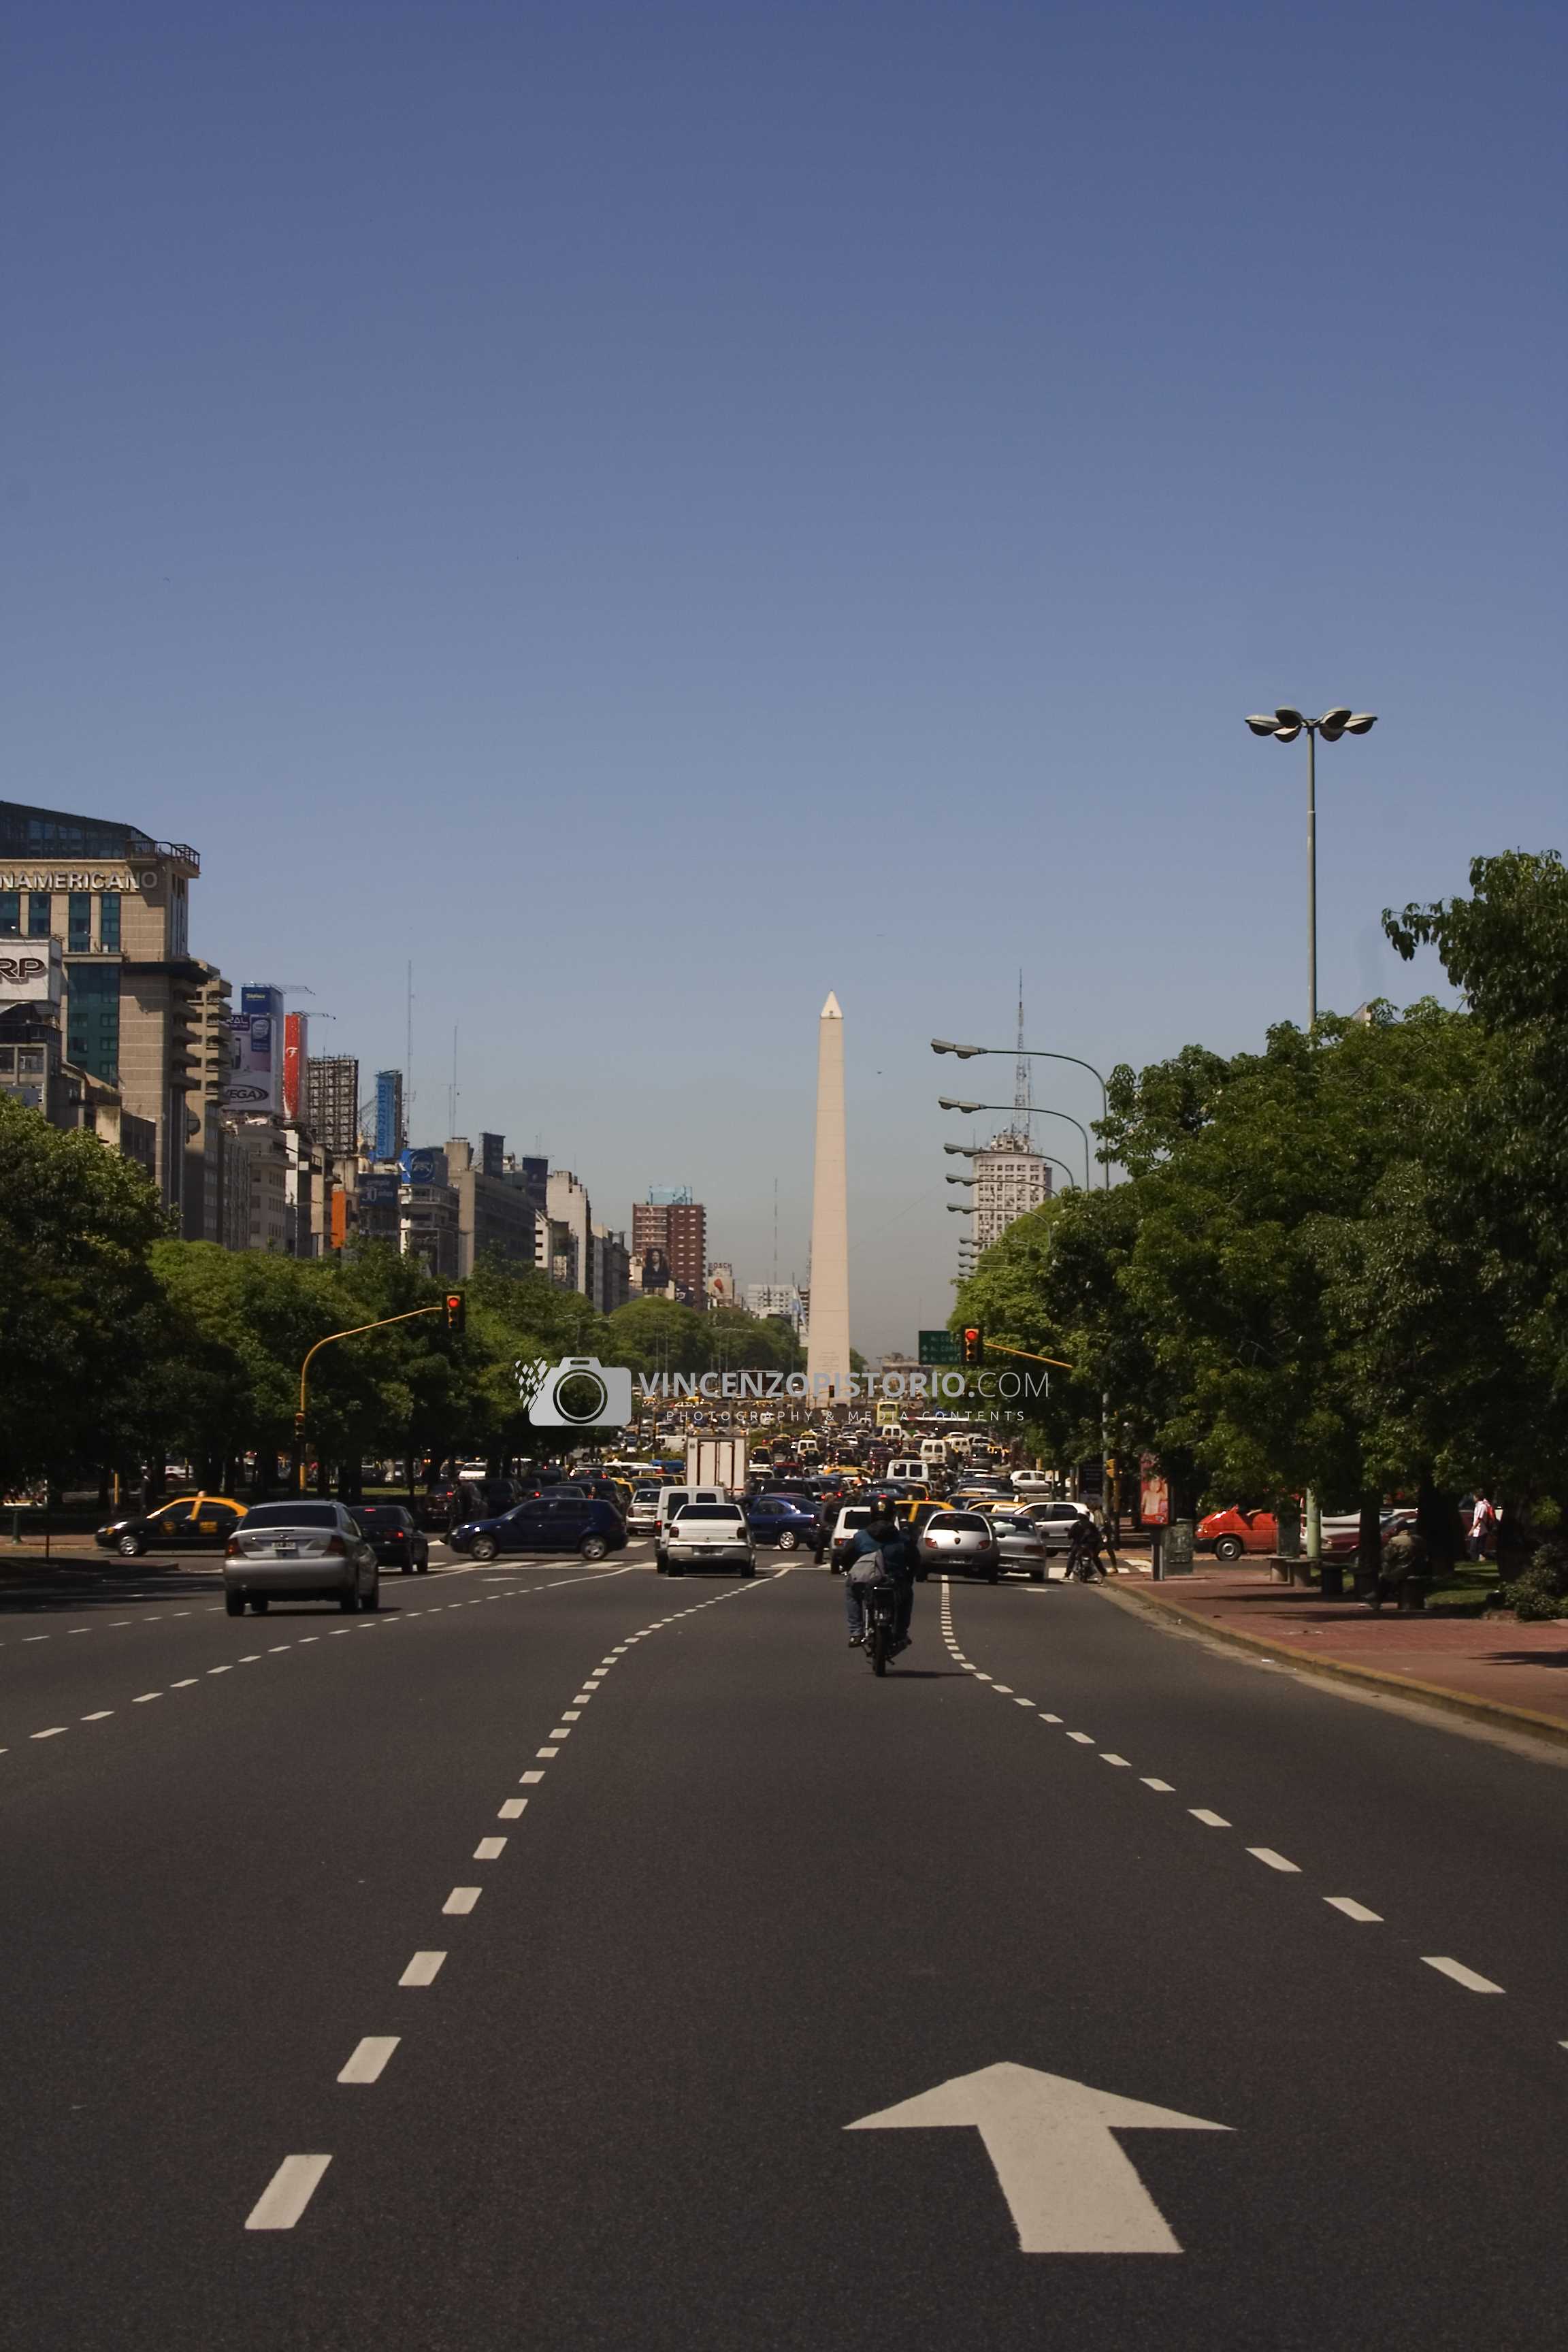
[523,1356,632,1429]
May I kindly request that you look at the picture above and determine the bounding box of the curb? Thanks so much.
[1105,1580,1568,1752]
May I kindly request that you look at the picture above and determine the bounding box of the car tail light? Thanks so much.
[225,1536,241,1556]
[324,1535,348,1556]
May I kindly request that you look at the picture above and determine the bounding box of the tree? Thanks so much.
[0,1098,168,1490]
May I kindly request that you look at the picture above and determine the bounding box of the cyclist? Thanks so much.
[843,1496,917,1653]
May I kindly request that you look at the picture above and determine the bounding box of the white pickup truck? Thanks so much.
[664,1501,756,1578]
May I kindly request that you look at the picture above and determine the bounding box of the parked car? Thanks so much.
[95,1492,246,1558]
[745,1494,826,1556]
[223,1501,379,1616]
[1196,1505,1279,1561]
[448,1493,627,1563]
[917,1509,1001,1582]
[353,1503,429,1575]
[665,1500,756,1577]
[988,1509,1051,1580]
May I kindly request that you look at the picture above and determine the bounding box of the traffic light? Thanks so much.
[444,1292,466,1335]
[962,1325,984,1367]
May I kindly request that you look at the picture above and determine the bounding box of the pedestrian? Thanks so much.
[1467,1493,1496,1563]
[1372,1518,1427,1612]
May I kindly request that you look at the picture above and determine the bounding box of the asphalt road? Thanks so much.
[3,1550,1567,2351]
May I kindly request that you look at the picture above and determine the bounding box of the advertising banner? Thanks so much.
[282,1011,308,1121]
[0,938,62,1007]
[223,983,284,1113]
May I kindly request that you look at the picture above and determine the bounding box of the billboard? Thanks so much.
[399,1147,447,1188]
[359,1173,399,1207]
[223,983,284,1113]
[282,1011,308,1121]
[0,939,62,1007]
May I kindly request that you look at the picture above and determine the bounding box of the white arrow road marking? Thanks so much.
[846,2062,1230,2254]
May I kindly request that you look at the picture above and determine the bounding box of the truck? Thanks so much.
[685,1436,751,1494]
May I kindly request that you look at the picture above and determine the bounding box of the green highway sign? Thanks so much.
[918,1329,961,1366]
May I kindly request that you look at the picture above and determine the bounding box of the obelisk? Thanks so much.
[806,992,851,1399]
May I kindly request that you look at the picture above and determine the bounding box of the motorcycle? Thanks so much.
[862,1574,900,1675]
[1064,1539,1107,1582]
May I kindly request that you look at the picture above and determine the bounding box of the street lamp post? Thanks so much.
[1245,704,1376,1580]
[932,1042,1111,1186]
[943,1109,1093,1194]
[1243,706,1377,1032]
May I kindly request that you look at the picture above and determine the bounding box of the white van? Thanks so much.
[654,1485,723,1570]
[920,1438,950,1470]
[885,1458,930,1486]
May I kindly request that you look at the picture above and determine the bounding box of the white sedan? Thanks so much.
[664,1501,757,1578]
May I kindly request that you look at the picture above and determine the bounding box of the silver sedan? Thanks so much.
[987,1511,1052,1581]
[916,1509,1001,1582]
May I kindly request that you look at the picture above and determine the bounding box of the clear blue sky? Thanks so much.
[5,1,1563,1353]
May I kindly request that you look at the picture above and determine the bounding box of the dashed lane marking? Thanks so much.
[1141,1778,1175,1793]
[473,1838,506,1861]
[442,1887,481,1915]
[245,2155,331,2231]
[1422,1956,1504,1994]
[337,2037,399,2086]
[1190,1808,1231,1828]
[1325,1897,1382,1923]
[1248,1847,1301,1874]
[497,1799,527,1819]
[398,1952,446,1987]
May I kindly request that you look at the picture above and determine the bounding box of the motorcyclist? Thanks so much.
[843,1496,917,1653]
[1065,1513,1107,1580]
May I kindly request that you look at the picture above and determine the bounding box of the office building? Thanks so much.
[747,1281,806,1332]
[0,798,210,1219]
[548,1169,593,1296]
[632,1188,706,1305]
[446,1134,542,1276]
[184,968,234,1242]
[591,1224,631,1313]
[374,1069,406,1164]
[972,1128,1052,1252]
[307,1055,361,1157]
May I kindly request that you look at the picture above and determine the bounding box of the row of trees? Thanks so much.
[953,852,1568,1586]
[0,1105,804,1500]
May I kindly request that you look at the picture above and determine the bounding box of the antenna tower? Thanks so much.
[1013,968,1032,1145]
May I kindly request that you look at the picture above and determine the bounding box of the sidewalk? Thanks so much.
[1111,1565,1568,1742]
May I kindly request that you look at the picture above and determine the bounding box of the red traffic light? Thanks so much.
[962,1326,983,1367]
[444,1292,466,1335]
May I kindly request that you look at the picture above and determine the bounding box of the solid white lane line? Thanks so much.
[1141,1778,1175,1793]
[1100,1754,1132,1767]
[1422,1956,1504,1994]
[245,2154,331,2230]
[399,1951,446,1987]
[81,1710,113,1721]
[1066,1731,1094,1745]
[474,1838,507,1861]
[498,1799,527,1819]
[536,1746,558,1759]
[31,1727,67,1740]
[132,1693,162,1704]
[1190,1809,1230,1828]
[1325,1897,1382,1923]
[1248,1847,1301,1874]
[442,1886,481,1915]
[338,2036,399,2085]
[208,1665,232,1675]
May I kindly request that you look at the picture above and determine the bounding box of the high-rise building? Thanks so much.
[374,1069,405,1163]
[307,1055,361,1157]
[747,1281,806,1331]
[971,1128,1052,1251]
[632,1188,706,1303]
[0,798,210,1218]
[447,1134,542,1276]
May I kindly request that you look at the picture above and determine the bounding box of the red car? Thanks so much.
[1196,1505,1279,1561]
